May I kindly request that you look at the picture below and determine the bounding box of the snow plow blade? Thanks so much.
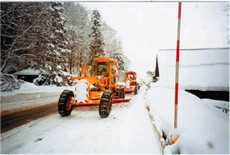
[113,99,131,103]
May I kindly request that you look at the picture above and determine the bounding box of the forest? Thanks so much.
[1,2,129,90]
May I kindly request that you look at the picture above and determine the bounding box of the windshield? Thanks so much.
[128,74,134,79]
[126,73,136,80]
[97,62,108,76]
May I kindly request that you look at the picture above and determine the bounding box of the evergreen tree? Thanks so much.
[34,2,70,86]
[89,9,105,65]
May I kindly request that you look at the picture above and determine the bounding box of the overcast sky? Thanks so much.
[82,2,229,79]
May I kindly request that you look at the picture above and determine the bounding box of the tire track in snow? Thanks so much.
[142,85,166,154]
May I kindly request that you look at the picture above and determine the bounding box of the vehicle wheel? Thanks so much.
[120,87,125,99]
[99,90,113,118]
[117,87,125,99]
[58,90,74,116]
[134,86,138,95]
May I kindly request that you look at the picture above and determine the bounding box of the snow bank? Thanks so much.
[1,82,73,97]
[202,99,229,114]
[157,48,229,91]
[145,83,229,154]
[1,82,75,111]
[14,68,40,75]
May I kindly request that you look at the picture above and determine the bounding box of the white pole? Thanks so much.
[174,2,182,129]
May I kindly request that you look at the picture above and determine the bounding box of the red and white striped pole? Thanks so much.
[174,2,182,129]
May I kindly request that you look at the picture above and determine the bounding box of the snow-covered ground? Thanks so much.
[1,86,161,154]
[149,48,229,153]
[158,48,229,91]
[1,82,73,97]
[202,99,229,114]
[1,80,229,154]
[145,83,229,154]
[1,82,74,112]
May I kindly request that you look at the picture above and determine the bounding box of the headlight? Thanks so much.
[97,75,102,80]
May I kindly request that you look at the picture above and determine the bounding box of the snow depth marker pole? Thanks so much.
[174,2,182,129]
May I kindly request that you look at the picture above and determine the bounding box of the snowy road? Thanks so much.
[1,91,62,133]
[1,102,57,133]
[1,88,161,154]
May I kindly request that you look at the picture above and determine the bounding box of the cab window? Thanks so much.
[97,62,108,76]
[128,74,134,79]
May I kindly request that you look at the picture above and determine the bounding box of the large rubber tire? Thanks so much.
[117,87,125,99]
[120,87,125,99]
[58,90,74,116]
[99,90,113,118]
[134,86,138,95]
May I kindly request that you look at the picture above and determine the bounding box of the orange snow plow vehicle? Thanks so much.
[58,57,130,118]
[124,71,139,95]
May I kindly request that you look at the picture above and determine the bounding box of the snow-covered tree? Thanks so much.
[1,2,48,73]
[63,2,91,75]
[0,3,55,90]
[33,2,70,86]
[0,2,130,90]
[102,23,129,80]
[102,23,119,57]
[88,9,105,65]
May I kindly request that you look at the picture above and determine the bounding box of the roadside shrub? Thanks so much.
[0,74,24,92]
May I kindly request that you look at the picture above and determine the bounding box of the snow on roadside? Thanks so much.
[158,48,229,91]
[1,82,74,97]
[121,86,162,153]
[1,82,74,112]
[145,83,229,154]
[201,99,229,114]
